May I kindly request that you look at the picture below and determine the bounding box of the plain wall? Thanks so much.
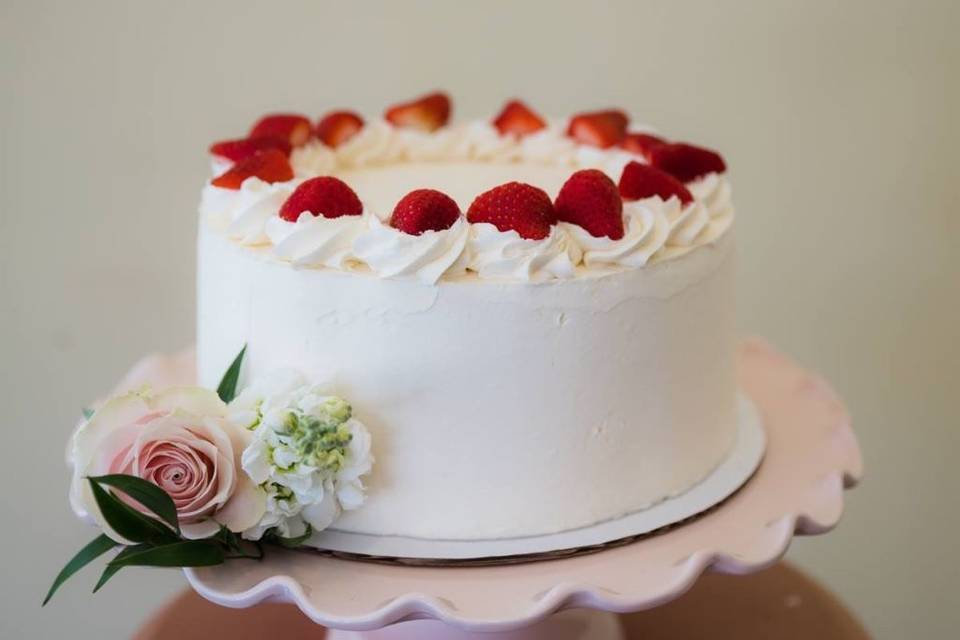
[2,0,958,637]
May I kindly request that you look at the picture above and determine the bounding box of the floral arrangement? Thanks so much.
[44,347,373,604]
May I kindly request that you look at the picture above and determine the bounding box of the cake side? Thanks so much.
[197,224,737,539]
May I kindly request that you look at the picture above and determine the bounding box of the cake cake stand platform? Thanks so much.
[113,339,861,640]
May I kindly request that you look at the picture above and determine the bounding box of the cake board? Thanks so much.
[112,339,860,639]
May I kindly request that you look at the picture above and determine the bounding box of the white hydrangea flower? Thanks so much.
[229,370,373,540]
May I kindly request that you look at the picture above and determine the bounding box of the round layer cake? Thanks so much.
[197,93,737,541]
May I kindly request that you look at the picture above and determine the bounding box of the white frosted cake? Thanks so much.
[197,93,737,544]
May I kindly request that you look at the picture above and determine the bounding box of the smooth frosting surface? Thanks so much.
[197,225,739,540]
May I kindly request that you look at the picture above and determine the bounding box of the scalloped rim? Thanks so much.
[183,338,860,632]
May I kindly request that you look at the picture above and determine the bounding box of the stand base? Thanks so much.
[328,610,623,640]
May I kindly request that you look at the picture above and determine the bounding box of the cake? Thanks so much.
[196,92,737,544]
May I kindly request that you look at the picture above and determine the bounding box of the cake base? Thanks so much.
[309,393,764,562]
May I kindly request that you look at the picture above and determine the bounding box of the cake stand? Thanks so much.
[111,339,861,640]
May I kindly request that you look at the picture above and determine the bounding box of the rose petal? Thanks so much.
[181,518,222,540]
[215,468,267,533]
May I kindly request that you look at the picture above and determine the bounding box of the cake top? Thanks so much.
[200,91,733,284]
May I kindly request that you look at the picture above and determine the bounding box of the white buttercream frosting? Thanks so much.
[291,141,337,177]
[518,121,578,165]
[353,214,470,284]
[662,197,711,248]
[200,177,299,245]
[688,172,735,243]
[459,121,521,162]
[265,211,368,269]
[399,124,472,162]
[467,223,582,281]
[565,200,671,269]
[333,119,407,167]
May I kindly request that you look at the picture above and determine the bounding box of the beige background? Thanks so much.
[2,0,958,637]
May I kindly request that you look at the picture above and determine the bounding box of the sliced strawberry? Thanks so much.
[211,149,293,190]
[555,169,624,240]
[620,132,666,159]
[566,110,628,148]
[618,161,693,204]
[278,176,362,222]
[648,143,726,183]
[467,182,556,240]
[493,99,546,137]
[390,189,461,235]
[384,91,451,132]
[316,111,365,148]
[209,136,291,163]
[249,113,313,147]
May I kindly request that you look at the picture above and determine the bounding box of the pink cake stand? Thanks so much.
[111,339,861,640]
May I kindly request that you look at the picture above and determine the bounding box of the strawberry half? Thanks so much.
[211,149,294,190]
[648,143,726,183]
[390,189,461,235]
[316,111,364,148]
[209,136,291,163]
[493,99,546,137]
[618,161,693,204]
[555,169,624,240]
[249,113,313,147]
[620,132,666,159]
[467,182,556,240]
[278,176,363,222]
[566,110,628,148]
[384,91,451,132]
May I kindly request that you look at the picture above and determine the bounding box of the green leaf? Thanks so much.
[265,523,313,549]
[107,540,225,568]
[43,534,117,605]
[82,408,95,420]
[90,474,180,534]
[92,545,148,593]
[216,345,246,403]
[214,525,243,554]
[89,479,178,544]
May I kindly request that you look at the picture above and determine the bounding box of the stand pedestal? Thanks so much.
[328,610,623,640]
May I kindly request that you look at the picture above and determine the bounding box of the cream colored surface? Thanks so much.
[1,1,957,637]
[335,161,572,212]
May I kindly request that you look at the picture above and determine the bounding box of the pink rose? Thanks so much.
[70,387,265,541]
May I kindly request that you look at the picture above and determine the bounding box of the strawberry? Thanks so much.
[249,113,313,147]
[554,169,624,240]
[566,110,628,148]
[211,149,293,190]
[620,132,666,159]
[316,111,364,148]
[278,176,363,222]
[618,161,693,204]
[467,182,556,240]
[390,189,461,235]
[648,143,726,183]
[209,136,291,163]
[384,91,451,132]
[493,99,546,137]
